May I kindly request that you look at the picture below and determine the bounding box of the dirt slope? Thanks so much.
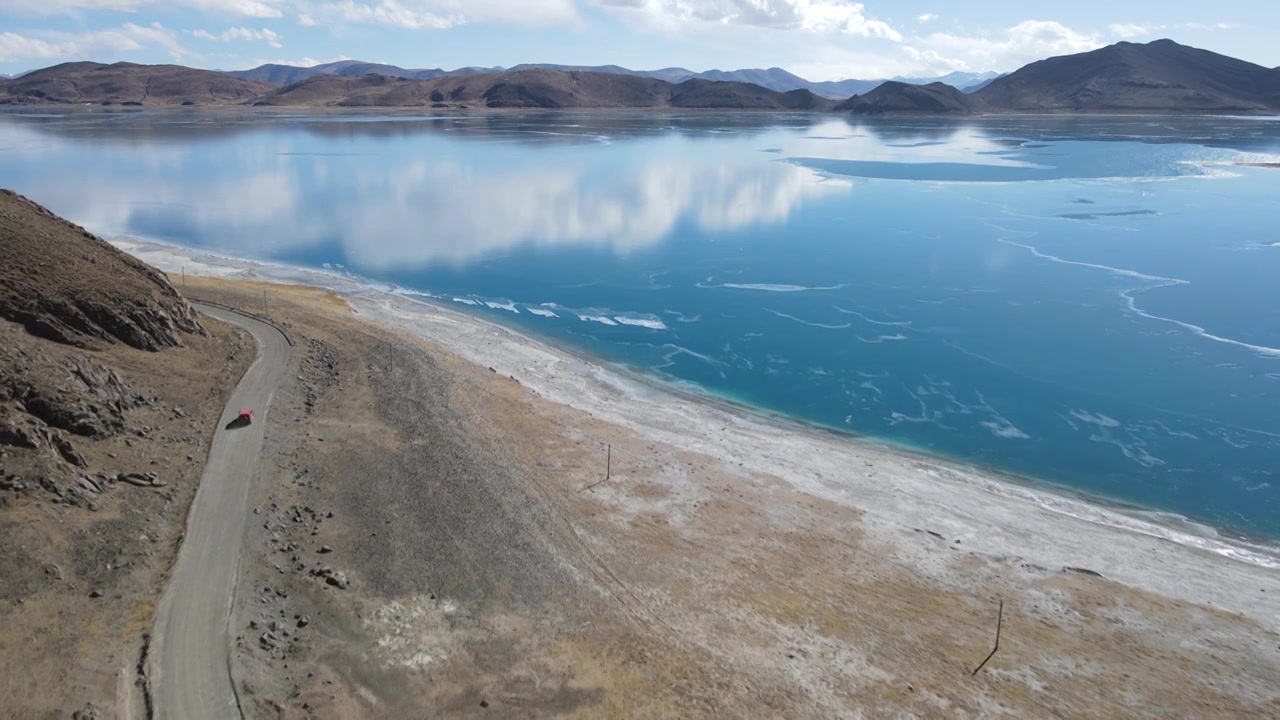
[0,189,205,350]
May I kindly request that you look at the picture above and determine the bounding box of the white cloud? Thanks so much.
[313,0,580,29]
[193,26,282,48]
[1181,21,1239,31]
[2,121,843,270]
[0,22,190,63]
[0,0,287,17]
[597,0,901,41]
[917,13,937,24]
[916,20,1102,72]
[297,13,317,26]
[228,53,349,69]
[1109,23,1154,39]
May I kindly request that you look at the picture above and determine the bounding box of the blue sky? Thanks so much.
[1,1,1276,80]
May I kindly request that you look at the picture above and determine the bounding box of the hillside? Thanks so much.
[0,61,273,106]
[252,70,833,110]
[976,39,1280,113]
[0,189,256,716]
[0,190,204,349]
[836,81,981,114]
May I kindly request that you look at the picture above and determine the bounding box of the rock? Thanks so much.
[72,704,103,720]
[318,545,333,554]
[89,589,103,598]
[9,356,146,439]
[0,419,41,448]
[117,471,164,488]
[296,615,310,628]
[50,431,86,467]
[259,632,279,650]
[1064,566,1104,578]
[325,572,349,589]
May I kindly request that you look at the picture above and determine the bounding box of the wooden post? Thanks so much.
[972,600,1004,676]
[577,443,614,494]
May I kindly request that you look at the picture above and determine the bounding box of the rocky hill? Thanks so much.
[0,187,215,507]
[975,39,1280,113]
[836,81,981,114]
[251,69,834,110]
[0,190,204,350]
[0,61,273,106]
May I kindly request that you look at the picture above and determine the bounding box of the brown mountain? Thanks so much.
[975,39,1280,113]
[0,61,273,106]
[251,69,834,110]
[835,81,981,114]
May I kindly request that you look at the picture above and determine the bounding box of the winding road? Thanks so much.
[148,303,292,720]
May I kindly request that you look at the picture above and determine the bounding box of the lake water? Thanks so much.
[2,109,1279,540]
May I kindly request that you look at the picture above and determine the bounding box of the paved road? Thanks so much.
[149,303,292,720]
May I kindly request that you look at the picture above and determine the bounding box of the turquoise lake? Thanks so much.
[2,109,1278,539]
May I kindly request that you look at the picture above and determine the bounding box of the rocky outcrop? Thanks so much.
[0,189,205,351]
[3,295,203,351]
[2,345,145,438]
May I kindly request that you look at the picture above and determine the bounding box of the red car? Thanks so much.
[227,408,255,429]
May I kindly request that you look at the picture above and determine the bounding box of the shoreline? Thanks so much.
[112,235,1280,625]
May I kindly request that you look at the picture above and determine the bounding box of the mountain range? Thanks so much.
[2,40,1277,115]
[249,70,835,110]
[226,61,999,99]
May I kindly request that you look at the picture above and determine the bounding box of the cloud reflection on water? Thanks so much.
[0,112,848,270]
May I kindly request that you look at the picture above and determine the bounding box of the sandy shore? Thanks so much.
[117,237,1280,717]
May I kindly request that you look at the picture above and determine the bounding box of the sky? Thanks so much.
[0,1,1276,80]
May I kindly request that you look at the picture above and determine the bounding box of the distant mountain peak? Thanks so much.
[976,38,1280,113]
